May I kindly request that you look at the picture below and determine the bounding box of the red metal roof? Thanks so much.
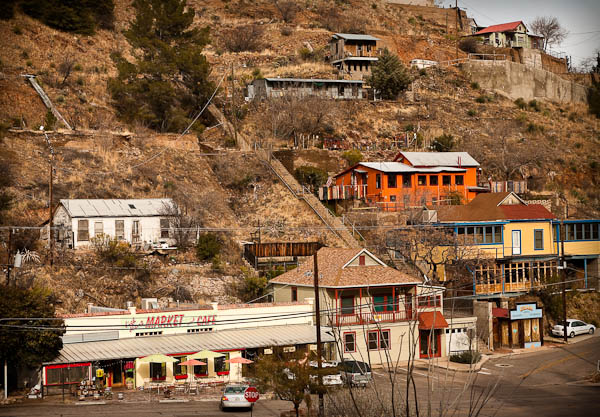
[500,204,555,220]
[492,307,509,319]
[474,21,524,36]
[418,311,448,329]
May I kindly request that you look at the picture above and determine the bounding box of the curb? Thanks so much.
[412,355,490,373]
[75,401,106,406]
[159,399,189,403]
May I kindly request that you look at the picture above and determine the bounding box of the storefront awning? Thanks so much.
[45,324,334,365]
[418,311,449,329]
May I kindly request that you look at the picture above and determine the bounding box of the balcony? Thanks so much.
[334,308,414,327]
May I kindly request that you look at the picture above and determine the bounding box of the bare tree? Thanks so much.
[222,24,265,52]
[273,0,299,24]
[160,200,200,250]
[529,16,568,51]
[58,55,76,87]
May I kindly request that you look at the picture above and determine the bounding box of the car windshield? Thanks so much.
[224,386,248,394]
[341,361,371,373]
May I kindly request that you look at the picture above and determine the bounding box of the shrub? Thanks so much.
[459,37,479,54]
[467,109,477,117]
[588,79,600,118]
[526,122,544,133]
[224,137,236,148]
[294,165,328,189]
[528,99,541,112]
[419,68,427,76]
[450,350,481,364]
[470,81,479,89]
[475,95,491,103]
[252,67,264,80]
[280,26,293,36]
[222,24,264,52]
[273,0,298,23]
[341,149,362,167]
[431,133,455,152]
[368,48,411,100]
[516,112,528,125]
[514,97,527,109]
[92,235,137,268]
[20,0,115,34]
[408,17,416,25]
[44,110,57,130]
[196,233,221,261]
[235,267,267,302]
[12,26,23,35]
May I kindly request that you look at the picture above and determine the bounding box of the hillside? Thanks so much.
[0,0,599,312]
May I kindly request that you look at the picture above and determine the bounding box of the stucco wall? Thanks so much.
[463,60,588,104]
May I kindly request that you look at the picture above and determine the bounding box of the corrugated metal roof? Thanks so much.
[45,325,334,364]
[263,78,364,84]
[473,21,524,36]
[60,199,174,218]
[333,33,380,41]
[396,152,480,167]
[360,162,466,173]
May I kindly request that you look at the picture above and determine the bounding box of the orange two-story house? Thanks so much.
[325,152,483,210]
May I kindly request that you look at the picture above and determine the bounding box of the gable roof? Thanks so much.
[332,33,380,41]
[393,152,479,167]
[473,21,525,36]
[262,78,364,85]
[436,192,555,222]
[59,199,174,218]
[269,247,421,288]
[334,162,466,178]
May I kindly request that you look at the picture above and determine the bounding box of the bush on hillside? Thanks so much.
[459,37,479,54]
[341,149,363,167]
[92,235,137,268]
[222,24,264,53]
[431,134,455,152]
[368,48,411,100]
[196,233,221,261]
[19,0,115,34]
[294,165,328,190]
[587,79,600,118]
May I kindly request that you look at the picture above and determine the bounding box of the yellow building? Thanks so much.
[394,192,599,296]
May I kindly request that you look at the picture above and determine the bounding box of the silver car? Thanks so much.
[552,319,596,338]
[219,384,253,411]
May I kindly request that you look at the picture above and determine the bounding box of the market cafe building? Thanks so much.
[42,302,334,393]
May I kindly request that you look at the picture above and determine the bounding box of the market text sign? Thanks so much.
[510,303,542,320]
[125,313,217,332]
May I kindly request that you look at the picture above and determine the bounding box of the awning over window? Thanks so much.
[418,311,448,329]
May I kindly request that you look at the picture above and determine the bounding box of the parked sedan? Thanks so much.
[552,319,596,338]
[219,384,253,411]
[338,360,372,387]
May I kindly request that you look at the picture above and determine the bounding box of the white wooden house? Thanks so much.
[51,199,176,249]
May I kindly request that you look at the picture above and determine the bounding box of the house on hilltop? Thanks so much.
[247,78,365,100]
[470,21,544,50]
[320,151,485,211]
[329,33,380,79]
[49,198,176,249]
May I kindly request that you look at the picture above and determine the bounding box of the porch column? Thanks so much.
[392,286,395,322]
[335,289,339,327]
[584,258,588,289]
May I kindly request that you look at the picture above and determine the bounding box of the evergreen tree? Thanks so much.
[19,0,114,34]
[108,0,213,132]
[368,48,411,100]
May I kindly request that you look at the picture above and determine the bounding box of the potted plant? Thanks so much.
[125,377,134,390]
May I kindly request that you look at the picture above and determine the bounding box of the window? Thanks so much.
[456,225,502,244]
[45,363,91,386]
[128,204,136,209]
[442,175,451,186]
[343,332,356,352]
[341,296,354,315]
[214,352,230,375]
[160,218,170,239]
[115,220,125,240]
[429,175,438,186]
[534,230,543,250]
[418,175,427,186]
[494,226,502,243]
[368,330,391,350]
[150,362,166,381]
[291,287,298,302]
[455,175,464,185]
[390,195,396,202]
[402,174,412,188]
[562,223,599,241]
[132,220,140,237]
[417,295,441,307]
[174,356,187,379]
[368,331,379,350]
[376,174,381,189]
[94,221,103,237]
[194,363,208,377]
[373,294,395,312]
[77,220,89,241]
[359,255,365,265]
[387,174,397,188]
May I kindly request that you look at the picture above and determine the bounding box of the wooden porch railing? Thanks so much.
[334,308,414,326]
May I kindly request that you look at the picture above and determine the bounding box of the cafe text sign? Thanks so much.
[125,313,217,332]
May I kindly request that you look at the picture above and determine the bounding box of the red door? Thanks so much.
[419,330,441,358]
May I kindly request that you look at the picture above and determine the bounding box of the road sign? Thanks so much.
[244,386,259,403]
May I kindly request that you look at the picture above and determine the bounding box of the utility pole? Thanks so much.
[5,229,12,284]
[313,249,324,417]
[560,220,568,343]
[455,0,459,60]
[43,129,55,266]
[230,63,238,146]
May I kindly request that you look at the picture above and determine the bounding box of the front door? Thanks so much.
[512,230,521,255]
[419,329,441,358]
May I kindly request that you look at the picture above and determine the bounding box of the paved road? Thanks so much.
[1,335,598,417]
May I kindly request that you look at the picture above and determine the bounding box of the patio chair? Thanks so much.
[188,381,197,395]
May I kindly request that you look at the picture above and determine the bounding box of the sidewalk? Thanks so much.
[392,355,490,373]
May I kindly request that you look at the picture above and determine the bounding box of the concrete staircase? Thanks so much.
[22,74,73,130]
